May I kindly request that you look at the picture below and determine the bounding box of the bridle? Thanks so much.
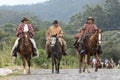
[88,31,102,54]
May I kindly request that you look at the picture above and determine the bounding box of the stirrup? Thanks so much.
[80,50,85,54]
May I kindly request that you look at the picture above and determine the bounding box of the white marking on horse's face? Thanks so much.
[98,33,102,44]
[50,37,56,46]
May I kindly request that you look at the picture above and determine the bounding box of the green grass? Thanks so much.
[0,49,13,68]
[0,48,78,69]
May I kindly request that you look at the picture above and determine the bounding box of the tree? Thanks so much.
[105,0,120,29]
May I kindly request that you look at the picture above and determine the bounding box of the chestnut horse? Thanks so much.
[77,30,101,73]
[19,32,32,74]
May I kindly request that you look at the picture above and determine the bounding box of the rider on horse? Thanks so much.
[46,20,67,58]
[74,16,102,54]
[11,18,38,58]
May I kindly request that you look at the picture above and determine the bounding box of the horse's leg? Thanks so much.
[83,54,87,72]
[57,58,60,74]
[57,56,62,74]
[77,52,82,73]
[95,53,100,72]
[86,54,91,73]
[20,54,27,74]
[27,56,31,74]
[54,58,58,74]
[52,55,55,74]
[23,58,27,74]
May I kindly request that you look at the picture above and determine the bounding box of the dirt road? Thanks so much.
[2,69,120,80]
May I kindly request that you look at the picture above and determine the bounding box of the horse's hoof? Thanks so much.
[83,70,85,72]
[88,71,91,73]
[56,72,59,74]
[52,72,54,74]
[95,69,98,72]
[79,70,82,73]
[28,71,31,75]
[55,71,59,74]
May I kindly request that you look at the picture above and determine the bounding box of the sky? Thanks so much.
[0,0,49,6]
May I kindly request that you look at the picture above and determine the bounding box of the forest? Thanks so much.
[0,0,120,68]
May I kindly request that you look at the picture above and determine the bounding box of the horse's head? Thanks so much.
[50,35,58,47]
[22,32,30,39]
[21,32,30,46]
[91,29,102,44]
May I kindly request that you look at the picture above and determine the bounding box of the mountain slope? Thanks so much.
[0,0,105,22]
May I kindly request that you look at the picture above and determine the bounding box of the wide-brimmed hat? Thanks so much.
[87,16,94,21]
[21,18,29,22]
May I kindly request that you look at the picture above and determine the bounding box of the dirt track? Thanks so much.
[2,69,120,80]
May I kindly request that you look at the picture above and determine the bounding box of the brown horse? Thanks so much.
[19,32,32,74]
[77,30,101,73]
[106,61,114,69]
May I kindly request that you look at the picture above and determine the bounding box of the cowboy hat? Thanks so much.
[21,18,29,22]
[87,16,94,21]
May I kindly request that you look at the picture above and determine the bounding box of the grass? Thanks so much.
[0,48,78,69]
[0,49,13,68]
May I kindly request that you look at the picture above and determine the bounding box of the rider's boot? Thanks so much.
[62,45,67,56]
[32,47,38,57]
[46,50,51,59]
[79,42,86,55]
[11,47,17,57]
[46,44,51,59]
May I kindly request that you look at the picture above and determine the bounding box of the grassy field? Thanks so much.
[0,48,78,69]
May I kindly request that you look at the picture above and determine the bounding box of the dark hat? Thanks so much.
[21,18,29,22]
[53,20,58,24]
[87,16,94,21]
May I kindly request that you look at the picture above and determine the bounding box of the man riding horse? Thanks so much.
[46,20,67,59]
[74,16,102,54]
[11,18,38,58]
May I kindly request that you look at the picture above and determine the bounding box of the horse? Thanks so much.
[49,35,62,74]
[77,30,101,73]
[106,61,114,69]
[19,32,32,74]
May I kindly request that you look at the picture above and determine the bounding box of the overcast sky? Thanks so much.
[0,0,48,6]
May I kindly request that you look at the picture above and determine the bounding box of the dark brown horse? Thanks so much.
[19,32,32,74]
[49,35,62,74]
[77,30,101,73]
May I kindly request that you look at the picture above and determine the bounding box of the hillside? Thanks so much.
[0,0,105,22]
